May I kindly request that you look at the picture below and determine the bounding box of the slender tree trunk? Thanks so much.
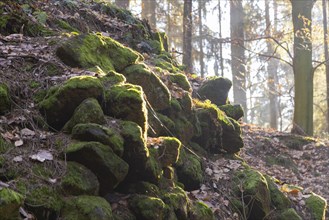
[142,0,156,28]
[115,0,129,9]
[198,0,205,77]
[218,0,224,77]
[183,0,193,73]
[166,0,171,50]
[323,0,329,132]
[265,0,278,129]
[291,0,315,135]
[230,0,247,118]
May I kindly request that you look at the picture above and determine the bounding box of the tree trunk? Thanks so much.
[322,0,329,132]
[198,0,205,77]
[183,0,193,73]
[230,0,247,117]
[142,0,156,28]
[291,0,315,135]
[265,0,278,129]
[115,0,129,9]
[218,0,224,77]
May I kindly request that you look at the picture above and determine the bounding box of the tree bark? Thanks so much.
[291,0,315,135]
[183,0,193,73]
[218,0,224,77]
[115,0,129,9]
[198,0,205,77]
[230,0,247,117]
[142,0,156,28]
[322,0,329,132]
[265,0,279,129]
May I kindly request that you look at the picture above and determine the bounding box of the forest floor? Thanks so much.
[192,123,329,219]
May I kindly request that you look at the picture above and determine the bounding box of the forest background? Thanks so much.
[111,0,329,137]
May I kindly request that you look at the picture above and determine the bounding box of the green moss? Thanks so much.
[277,135,315,150]
[129,195,166,220]
[175,148,203,191]
[157,137,181,167]
[61,195,113,220]
[122,63,171,111]
[148,112,175,137]
[104,84,148,136]
[198,77,232,106]
[219,104,244,120]
[56,33,142,72]
[143,148,163,183]
[61,161,99,196]
[161,186,189,219]
[265,155,298,173]
[265,175,291,210]
[233,168,271,219]
[0,188,24,220]
[99,70,126,89]
[170,98,182,112]
[268,208,302,220]
[0,83,10,114]
[305,193,327,220]
[188,201,215,220]
[0,136,13,154]
[127,181,160,197]
[169,73,191,92]
[55,19,79,32]
[155,58,179,73]
[63,98,105,133]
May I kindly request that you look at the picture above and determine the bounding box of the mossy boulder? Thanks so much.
[122,63,171,110]
[39,76,103,130]
[0,83,10,115]
[103,83,148,137]
[63,98,106,133]
[155,58,179,73]
[265,175,291,210]
[169,73,192,92]
[197,77,232,106]
[219,104,244,121]
[56,33,142,72]
[268,208,302,220]
[276,135,315,150]
[65,141,129,195]
[221,117,244,153]
[0,188,24,220]
[143,148,163,184]
[61,195,113,220]
[233,168,271,220]
[72,123,124,157]
[188,201,215,220]
[129,195,167,220]
[120,121,149,180]
[305,193,327,220]
[148,137,181,167]
[173,115,194,144]
[161,186,189,220]
[126,181,160,197]
[25,185,63,220]
[99,70,126,89]
[177,92,193,113]
[61,161,99,196]
[113,204,136,220]
[175,148,203,191]
[148,112,175,137]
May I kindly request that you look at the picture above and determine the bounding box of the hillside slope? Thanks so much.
[0,1,327,219]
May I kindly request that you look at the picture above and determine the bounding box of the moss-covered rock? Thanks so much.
[148,137,181,167]
[122,63,171,111]
[126,181,160,197]
[276,135,315,150]
[100,70,126,89]
[197,77,232,106]
[61,161,99,196]
[61,195,113,220]
[129,195,167,220]
[39,76,103,130]
[268,208,302,220]
[219,104,244,121]
[25,185,63,220]
[120,121,149,180]
[148,112,175,137]
[0,83,10,115]
[221,117,244,153]
[103,83,148,137]
[63,98,106,133]
[72,123,124,157]
[56,33,142,72]
[113,204,136,220]
[169,73,192,92]
[188,201,215,220]
[65,141,129,195]
[177,92,193,113]
[0,188,24,220]
[233,168,271,220]
[143,148,163,184]
[173,115,194,144]
[175,148,203,191]
[161,186,189,220]
[305,193,327,220]
[265,175,291,210]
[155,58,179,73]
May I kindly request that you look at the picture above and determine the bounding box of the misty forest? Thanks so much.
[0,0,328,220]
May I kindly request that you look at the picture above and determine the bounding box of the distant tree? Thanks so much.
[291,0,316,135]
[142,0,156,28]
[322,0,329,132]
[183,0,193,73]
[115,0,129,9]
[198,0,205,77]
[230,0,247,117]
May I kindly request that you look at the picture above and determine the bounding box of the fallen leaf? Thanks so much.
[21,128,35,136]
[13,155,23,162]
[29,150,53,162]
[15,140,24,147]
